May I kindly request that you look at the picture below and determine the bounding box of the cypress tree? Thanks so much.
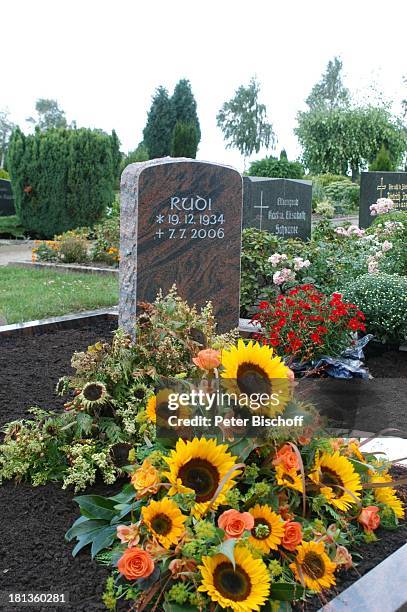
[143,87,175,158]
[172,79,201,145]
[171,122,199,158]
[7,127,117,237]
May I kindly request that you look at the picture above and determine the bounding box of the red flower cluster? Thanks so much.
[253,285,366,363]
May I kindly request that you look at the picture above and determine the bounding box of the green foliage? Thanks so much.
[7,126,119,237]
[0,168,9,178]
[120,142,149,174]
[324,180,359,212]
[26,98,69,131]
[217,77,275,163]
[0,215,25,238]
[171,121,199,158]
[306,56,350,111]
[57,233,89,263]
[315,200,335,218]
[172,78,201,144]
[344,273,407,342]
[0,109,17,168]
[295,106,407,177]
[369,144,395,171]
[91,214,120,266]
[143,86,175,158]
[248,155,304,179]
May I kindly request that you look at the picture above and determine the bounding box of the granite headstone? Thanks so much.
[360,171,407,228]
[0,179,15,216]
[119,158,243,333]
[243,176,312,239]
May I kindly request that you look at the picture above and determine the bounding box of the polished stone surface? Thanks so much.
[359,171,407,228]
[119,158,243,334]
[243,176,312,239]
[0,179,15,216]
[319,543,407,612]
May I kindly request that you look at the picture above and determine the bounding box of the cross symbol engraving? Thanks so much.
[155,229,164,239]
[377,177,387,198]
[253,191,269,231]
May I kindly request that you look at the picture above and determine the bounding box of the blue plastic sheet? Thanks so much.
[289,334,374,380]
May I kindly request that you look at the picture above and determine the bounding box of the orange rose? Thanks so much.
[358,506,380,532]
[218,509,254,539]
[273,444,300,471]
[192,349,221,371]
[117,547,154,580]
[131,459,160,496]
[281,521,302,551]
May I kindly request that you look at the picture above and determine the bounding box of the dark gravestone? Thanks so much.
[119,158,243,333]
[0,179,15,217]
[243,176,312,239]
[360,171,407,228]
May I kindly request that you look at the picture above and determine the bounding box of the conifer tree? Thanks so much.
[171,122,199,158]
[172,79,201,145]
[143,87,175,158]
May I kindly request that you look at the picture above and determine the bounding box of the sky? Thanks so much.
[2,0,406,172]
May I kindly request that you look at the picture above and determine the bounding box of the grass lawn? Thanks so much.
[0,267,119,324]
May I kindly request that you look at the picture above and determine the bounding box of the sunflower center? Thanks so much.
[133,388,146,400]
[303,551,326,580]
[321,467,344,495]
[236,363,272,395]
[213,562,252,602]
[83,383,103,401]
[252,518,271,540]
[178,458,220,503]
[151,513,172,536]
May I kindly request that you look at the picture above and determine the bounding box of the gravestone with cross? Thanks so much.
[243,176,312,239]
[359,171,407,228]
[0,179,15,216]
[119,157,243,333]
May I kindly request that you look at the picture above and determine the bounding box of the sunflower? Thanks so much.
[371,474,404,519]
[198,546,271,612]
[289,540,336,592]
[145,395,156,423]
[275,465,303,493]
[221,339,291,415]
[309,451,362,511]
[130,383,148,402]
[79,382,108,408]
[248,504,285,554]
[142,497,186,549]
[164,438,241,517]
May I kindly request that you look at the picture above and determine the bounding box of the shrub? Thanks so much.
[58,234,89,264]
[0,168,9,179]
[324,180,359,212]
[248,155,304,179]
[253,285,366,363]
[91,215,120,266]
[7,127,120,237]
[344,273,407,343]
[315,200,335,218]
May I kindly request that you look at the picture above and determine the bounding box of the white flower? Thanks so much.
[370,198,394,216]
[293,256,311,271]
[273,267,295,285]
[381,240,393,252]
[268,253,287,267]
[368,260,379,274]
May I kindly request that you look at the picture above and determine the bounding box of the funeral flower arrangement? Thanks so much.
[65,339,405,611]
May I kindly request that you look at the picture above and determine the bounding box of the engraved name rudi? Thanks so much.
[154,194,226,240]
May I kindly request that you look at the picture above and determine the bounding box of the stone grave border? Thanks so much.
[7,261,118,276]
[318,543,407,611]
[0,307,256,338]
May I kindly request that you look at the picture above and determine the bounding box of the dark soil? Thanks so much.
[365,348,407,379]
[0,319,406,611]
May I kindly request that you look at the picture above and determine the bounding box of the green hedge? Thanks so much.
[7,127,120,237]
[248,156,304,179]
